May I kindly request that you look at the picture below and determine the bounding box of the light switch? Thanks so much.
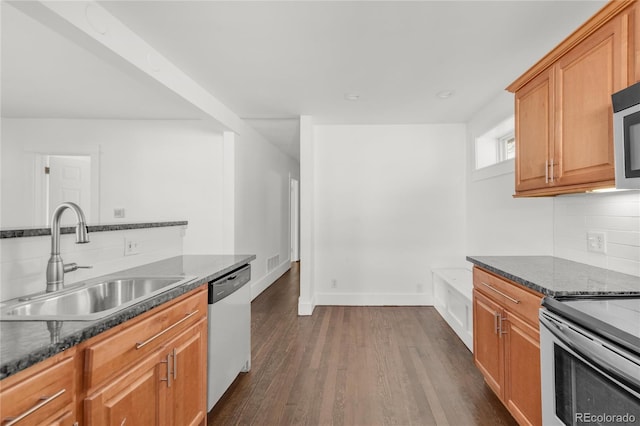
[586,232,606,253]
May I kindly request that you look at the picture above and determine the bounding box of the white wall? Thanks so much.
[233,127,300,300]
[466,93,639,279]
[298,116,316,314]
[1,118,226,254]
[555,191,640,277]
[0,117,229,301]
[310,124,467,306]
[466,93,554,257]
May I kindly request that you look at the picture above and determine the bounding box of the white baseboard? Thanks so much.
[315,292,432,306]
[297,296,315,316]
[250,259,291,301]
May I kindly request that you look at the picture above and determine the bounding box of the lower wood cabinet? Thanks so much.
[84,317,207,426]
[0,284,208,426]
[83,286,208,426]
[85,353,162,425]
[472,267,542,426]
[0,350,76,426]
[504,310,541,425]
[166,319,208,426]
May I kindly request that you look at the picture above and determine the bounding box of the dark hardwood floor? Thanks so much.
[208,263,517,426]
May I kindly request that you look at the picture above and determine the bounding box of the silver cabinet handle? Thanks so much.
[480,282,520,304]
[500,315,508,335]
[160,352,172,387]
[550,158,555,183]
[172,348,177,380]
[136,310,199,349]
[3,389,65,426]
[545,160,549,183]
[493,312,500,335]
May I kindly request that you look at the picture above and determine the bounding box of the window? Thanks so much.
[497,132,515,163]
[474,116,515,169]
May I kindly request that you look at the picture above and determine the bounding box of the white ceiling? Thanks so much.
[2,1,607,161]
[0,2,209,121]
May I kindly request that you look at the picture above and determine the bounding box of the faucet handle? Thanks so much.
[63,263,93,273]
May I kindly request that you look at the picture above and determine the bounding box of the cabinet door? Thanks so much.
[515,68,554,193]
[504,311,542,426]
[42,409,75,426]
[472,289,504,399]
[0,354,75,426]
[163,318,207,426]
[85,353,162,426]
[554,16,625,188]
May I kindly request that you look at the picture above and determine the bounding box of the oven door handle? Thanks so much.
[540,313,640,392]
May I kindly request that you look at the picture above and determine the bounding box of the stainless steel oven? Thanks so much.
[539,297,640,425]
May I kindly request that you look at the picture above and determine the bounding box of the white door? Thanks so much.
[47,155,91,225]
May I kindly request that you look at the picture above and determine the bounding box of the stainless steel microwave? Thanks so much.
[612,82,640,189]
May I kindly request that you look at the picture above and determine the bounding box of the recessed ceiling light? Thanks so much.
[344,93,360,101]
[436,90,455,99]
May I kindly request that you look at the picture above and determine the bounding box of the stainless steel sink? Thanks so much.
[0,276,196,321]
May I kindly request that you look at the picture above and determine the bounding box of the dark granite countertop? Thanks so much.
[0,220,188,239]
[466,255,640,297]
[0,254,256,380]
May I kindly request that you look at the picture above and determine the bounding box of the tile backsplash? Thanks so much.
[554,191,640,277]
[0,226,185,302]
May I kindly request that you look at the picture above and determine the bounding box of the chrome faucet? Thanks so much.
[46,202,91,292]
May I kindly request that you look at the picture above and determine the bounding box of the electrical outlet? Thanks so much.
[124,238,140,256]
[114,208,125,218]
[587,232,606,254]
[331,279,337,289]
[417,283,423,293]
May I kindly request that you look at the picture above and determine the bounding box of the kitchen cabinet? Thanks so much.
[633,3,640,83]
[473,290,504,397]
[509,0,637,196]
[513,69,553,193]
[84,353,162,425]
[0,285,207,426]
[83,286,207,425]
[84,318,207,426]
[0,349,76,426]
[472,267,542,426]
[164,318,207,426]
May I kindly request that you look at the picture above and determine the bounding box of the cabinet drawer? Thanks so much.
[84,286,207,390]
[0,353,75,426]
[473,267,543,328]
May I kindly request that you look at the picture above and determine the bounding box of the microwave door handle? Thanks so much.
[540,315,640,391]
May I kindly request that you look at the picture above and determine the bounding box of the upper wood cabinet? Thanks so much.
[509,0,637,196]
[633,2,640,82]
[514,69,554,192]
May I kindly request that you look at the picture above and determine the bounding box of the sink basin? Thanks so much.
[0,276,196,321]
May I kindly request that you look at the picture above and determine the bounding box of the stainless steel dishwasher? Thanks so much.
[207,264,251,411]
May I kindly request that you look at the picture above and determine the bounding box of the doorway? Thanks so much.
[38,155,92,226]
